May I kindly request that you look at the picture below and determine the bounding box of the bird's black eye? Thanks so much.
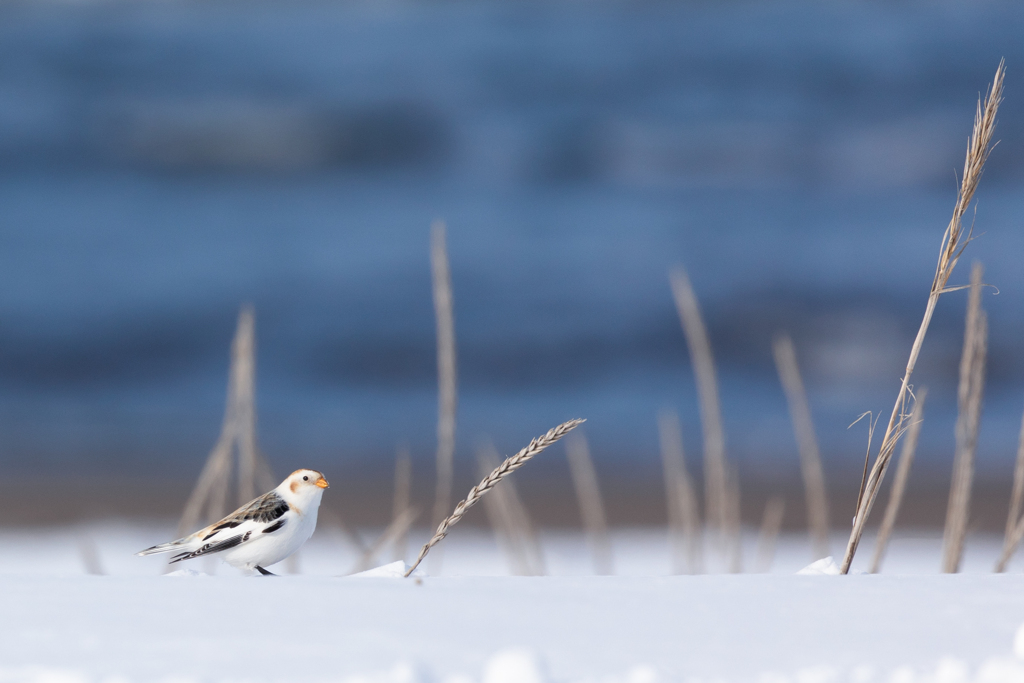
[303,476,309,481]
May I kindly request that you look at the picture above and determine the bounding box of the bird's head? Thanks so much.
[281,469,329,503]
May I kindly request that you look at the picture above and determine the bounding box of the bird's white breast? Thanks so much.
[221,495,322,570]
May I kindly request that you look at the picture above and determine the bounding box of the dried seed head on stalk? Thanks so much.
[839,61,1004,574]
[933,61,1004,298]
[405,419,586,577]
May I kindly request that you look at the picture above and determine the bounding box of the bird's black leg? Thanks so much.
[255,566,277,576]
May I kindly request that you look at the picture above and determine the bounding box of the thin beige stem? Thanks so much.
[870,388,927,573]
[234,306,257,506]
[724,465,743,573]
[773,333,830,559]
[405,419,584,577]
[392,446,413,563]
[565,431,614,575]
[78,536,104,576]
[177,431,233,538]
[350,507,420,574]
[430,220,458,573]
[478,452,528,575]
[841,62,1003,574]
[478,449,544,576]
[754,496,785,574]
[253,446,278,493]
[658,410,703,574]
[995,511,1024,573]
[501,478,546,576]
[996,401,1024,572]
[670,268,730,551]
[484,445,546,575]
[319,508,370,555]
[177,307,256,537]
[942,263,987,573]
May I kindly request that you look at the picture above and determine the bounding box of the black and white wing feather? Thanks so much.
[136,490,291,559]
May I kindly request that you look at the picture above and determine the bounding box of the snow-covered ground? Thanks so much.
[2,523,1024,683]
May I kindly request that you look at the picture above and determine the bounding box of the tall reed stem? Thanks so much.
[430,220,458,572]
[840,62,1003,574]
[658,410,703,574]
[566,431,614,575]
[178,305,256,537]
[996,401,1024,572]
[392,447,412,563]
[478,447,545,576]
[773,333,830,559]
[670,267,738,569]
[754,496,785,574]
[942,263,987,573]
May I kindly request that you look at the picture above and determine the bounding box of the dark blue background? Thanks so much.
[0,0,1022,490]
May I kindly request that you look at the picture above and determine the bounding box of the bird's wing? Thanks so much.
[168,508,293,563]
[137,491,292,558]
[195,490,291,543]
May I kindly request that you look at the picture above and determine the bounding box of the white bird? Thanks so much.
[137,469,329,575]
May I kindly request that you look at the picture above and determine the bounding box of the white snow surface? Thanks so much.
[2,524,1024,683]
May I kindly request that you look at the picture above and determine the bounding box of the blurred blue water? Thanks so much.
[0,0,1023,485]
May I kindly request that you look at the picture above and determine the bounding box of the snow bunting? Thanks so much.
[137,469,329,575]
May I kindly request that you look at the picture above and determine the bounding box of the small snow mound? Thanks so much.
[383,662,427,683]
[848,664,876,683]
[794,665,839,683]
[440,676,475,683]
[1014,623,1024,659]
[350,561,424,578]
[624,665,660,683]
[976,657,1024,683]
[164,569,208,578]
[888,665,916,683]
[0,668,89,683]
[797,557,841,575]
[339,663,426,683]
[931,657,969,683]
[482,649,547,683]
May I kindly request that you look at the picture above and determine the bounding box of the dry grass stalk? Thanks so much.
[566,431,615,575]
[995,402,1024,572]
[670,267,732,555]
[319,508,370,555]
[177,306,257,537]
[392,447,413,563]
[658,410,703,574]
[773,334,830,558]
[942,263,988,573]
[483,446,545,575]
[997,519,1024,573]
[350,507,420,574]
[430,220,458,572]
[754,497,785,573]
[477,453,529,575]
[174,306,343,575]
[478,449,546,576]
[233,307,258,505]
[405,418,585,577]
[870,388,928,573]
[78,536,104,576]
[724,465,743,573]
[840,62,1003,574]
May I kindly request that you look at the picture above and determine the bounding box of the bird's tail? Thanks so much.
[136,537,191,557]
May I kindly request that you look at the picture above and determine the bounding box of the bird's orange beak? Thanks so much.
[315,476,329,489]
